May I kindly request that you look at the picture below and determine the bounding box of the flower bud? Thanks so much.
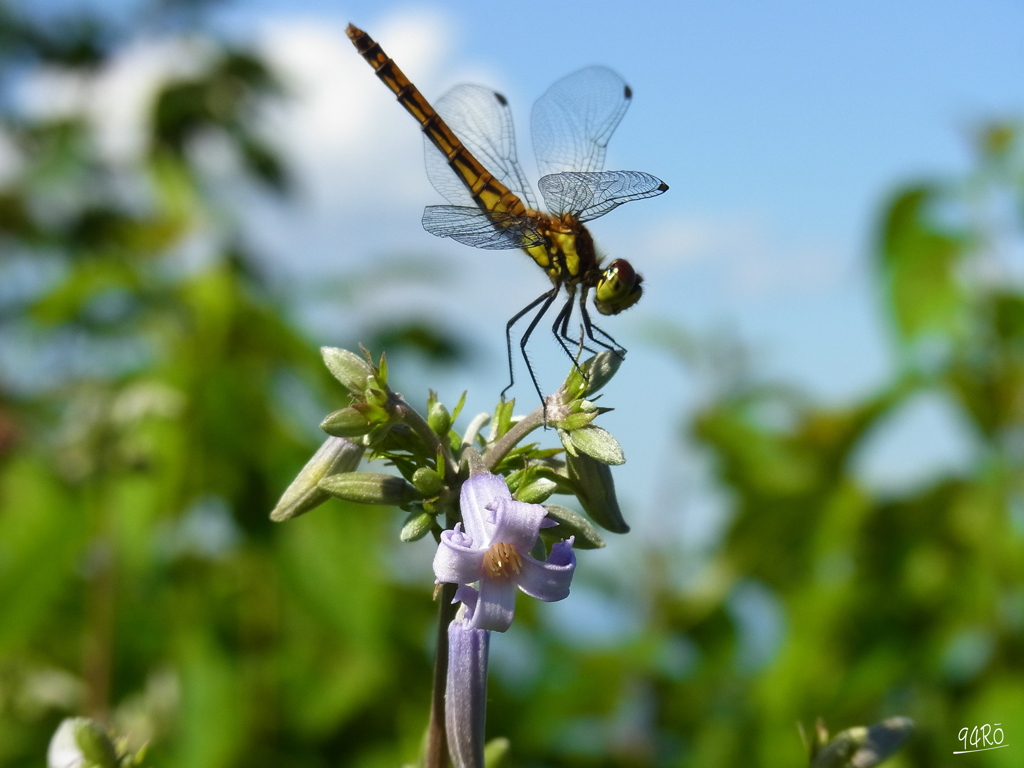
[562,425,625,465]
[580,351,621,396]
[271,437,365,522]
[412,467,445,497]
[514,476,558,504]
[321,347,375,392]
[318,472,419,506]
[427,399,452,436]
[400,510,435,541]
[319,406,375,437]
[565,452,629,533]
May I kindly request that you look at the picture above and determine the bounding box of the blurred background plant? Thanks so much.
[0,0,1021,766]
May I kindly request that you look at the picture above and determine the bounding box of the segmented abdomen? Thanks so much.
[346,24,526,218]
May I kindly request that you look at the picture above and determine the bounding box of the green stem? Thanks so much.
[482,406,545,471]
[426,579,458,767]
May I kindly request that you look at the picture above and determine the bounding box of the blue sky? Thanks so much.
[29,1,1024,553]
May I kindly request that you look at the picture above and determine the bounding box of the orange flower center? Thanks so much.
[482,542,523,581]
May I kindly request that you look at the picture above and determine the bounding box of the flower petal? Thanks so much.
[488,497,550,552]
[433,525,485,585]
[460,473,510,545]
[470,576,518,632]
[517,538,576,602]
[446,617,489,768]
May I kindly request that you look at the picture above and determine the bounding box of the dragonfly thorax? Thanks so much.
[528,215,599,288]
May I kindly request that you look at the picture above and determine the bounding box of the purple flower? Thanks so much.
[445,613,490,768]
[433,473,576,632]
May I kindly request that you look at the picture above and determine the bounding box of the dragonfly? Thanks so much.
[347,24,668,404]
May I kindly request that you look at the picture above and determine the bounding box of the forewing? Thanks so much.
[531,66,631,178]
[424,84,537,209]
[538,171,668,222]
[422,205,547,250]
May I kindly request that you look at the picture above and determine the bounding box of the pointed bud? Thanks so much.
[321,347,375,392]
[271,437,365,522]
[400,510,435,541]
[580,351,621,396]
[514,477,558,504]
[565,452,629,533]
[318,472,419,506]
[566,425,625,465]
[427,399,452,436]
[320,406,375,437]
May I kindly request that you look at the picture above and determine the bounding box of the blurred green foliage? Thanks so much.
[0,2,1021,767]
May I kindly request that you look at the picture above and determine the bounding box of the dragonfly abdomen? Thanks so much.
[347,24,526,218]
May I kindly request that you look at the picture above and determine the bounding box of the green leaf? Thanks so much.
[879,185,968,345]
[541,504,605,549]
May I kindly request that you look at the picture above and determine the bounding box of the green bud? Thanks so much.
[565,452,629,533]
[427,399,452,436]
[400,511,435,542]
[412,467,445,497]
[514,477,558,504]
[318,472,419,506]
[322,347,375,392]
[320,406,374,437]
[580,351,622,396]
[271,437,365,522]
[566,425,625,465]
[541,504,605,549]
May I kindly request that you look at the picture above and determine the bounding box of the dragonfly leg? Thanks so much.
[502,286,560,402]
[553,294,599,372]
[580,290,626,358]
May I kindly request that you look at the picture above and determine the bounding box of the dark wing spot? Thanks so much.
[623,84,632,99]
[658,182,669,191]
[494,91,508,105]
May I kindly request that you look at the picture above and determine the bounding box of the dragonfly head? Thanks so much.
[594,259,643,315]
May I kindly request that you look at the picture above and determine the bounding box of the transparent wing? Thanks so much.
[423,84,537,209]
[531,66,632,178]
[422,205,547,250]
[538,171,668,222]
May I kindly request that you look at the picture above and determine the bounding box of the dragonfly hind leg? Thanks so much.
[502,286,560,403]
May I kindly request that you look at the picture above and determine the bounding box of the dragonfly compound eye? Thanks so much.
[594,259,643,315]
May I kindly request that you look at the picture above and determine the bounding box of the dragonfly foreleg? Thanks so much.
[580,291,627,359]
[501,286,560,402]
[553,295,599,370]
